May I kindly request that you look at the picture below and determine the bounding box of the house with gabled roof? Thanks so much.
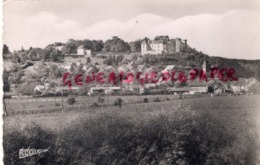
[188,78,208,94]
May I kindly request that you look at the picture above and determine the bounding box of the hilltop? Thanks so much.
[3,36,260,96]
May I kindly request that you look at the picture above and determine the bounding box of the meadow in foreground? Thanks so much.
[3,96,260,164]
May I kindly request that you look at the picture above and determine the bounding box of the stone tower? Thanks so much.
[175,38,181,52]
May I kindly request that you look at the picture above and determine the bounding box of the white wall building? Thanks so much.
[77,45,92,56]
[141,37,188,55]
[141,40,166,55]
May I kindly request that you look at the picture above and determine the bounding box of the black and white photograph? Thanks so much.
[2,0,260,164]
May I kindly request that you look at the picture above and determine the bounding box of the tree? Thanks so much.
[28,48,41,61]
[9,70,24,84]
[86,57,91,64]
[19,51,28,63]
[83,39,92,49]
[114,97,123,108]
[40,48,52,61]
[49,64,62,78]
[104,36,130,52]
[130,40,141,52]
[11,52,21,63]
[61,42,77,55]
[70,62,77,72]
[49,48,62,62]
[104,55,113,66]
[67,96,76,105]
[3,69,10,92]
[17,82,37,95]
[3,44,10,55]
[91,40,104,52]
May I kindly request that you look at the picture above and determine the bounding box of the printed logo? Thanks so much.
[19,149,48,159]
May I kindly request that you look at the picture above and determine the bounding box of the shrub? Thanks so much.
[3,102,259,164]
[114,97,123,108]
[3,123,56,165]
[67,96,76,105]
[154,97,161,102]
[17,82,36,95]
[97,96,105,103]
[143,98,149,103]
[55,103,60,106]
[90,102,99,108]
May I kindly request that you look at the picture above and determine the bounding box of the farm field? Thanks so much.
[3,95,260,164]
[4,94,207,115]
[4,95,260,129]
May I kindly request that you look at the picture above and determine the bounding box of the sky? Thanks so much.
[3,0,260,59]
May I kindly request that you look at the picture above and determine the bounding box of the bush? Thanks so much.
[97,96,105,103]
[90,102,99,108]
[67,96,76,105]
[55,103,60,106]
[114,97,123,108]
[154,97,161,102]
[143,98,149,103]
[17,82,36,95]
[3,104,259,164]
[4,123,56,164]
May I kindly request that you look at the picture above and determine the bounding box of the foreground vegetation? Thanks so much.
[4,96,260,164]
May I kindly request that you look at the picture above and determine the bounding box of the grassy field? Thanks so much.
[3,95,260,164]
[4,94,206,115]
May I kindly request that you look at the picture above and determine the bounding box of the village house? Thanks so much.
[207,79,226,95]
[77,45,92,57]
[188,78,208,94]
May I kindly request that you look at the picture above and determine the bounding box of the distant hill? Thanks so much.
[3,36,260,81]
[142,52,260,81]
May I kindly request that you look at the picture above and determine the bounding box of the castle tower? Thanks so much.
[141,40,149,55]
[183,39,187,51]
[175,38,181,52]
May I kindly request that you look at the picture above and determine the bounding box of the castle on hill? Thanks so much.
[141,36,188,55]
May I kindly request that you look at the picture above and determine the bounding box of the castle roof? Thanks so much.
[141,39,166,45]
[150,40,166,44]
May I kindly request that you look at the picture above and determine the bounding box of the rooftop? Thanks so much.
[188,78,208,87]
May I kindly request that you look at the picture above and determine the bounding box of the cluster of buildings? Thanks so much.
[33,38,256,97]
[55,36,187,57]
[33,60,256,97]
[76,45,92,57]
[141,36,188,55]
[54,45,92,57]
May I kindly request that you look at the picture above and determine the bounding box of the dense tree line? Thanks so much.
[2,37,141,63]
[104,36,130,52]
[129,40,141,52]
[60,39,104,55]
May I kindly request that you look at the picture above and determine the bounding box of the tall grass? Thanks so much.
[4,105,259,164]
